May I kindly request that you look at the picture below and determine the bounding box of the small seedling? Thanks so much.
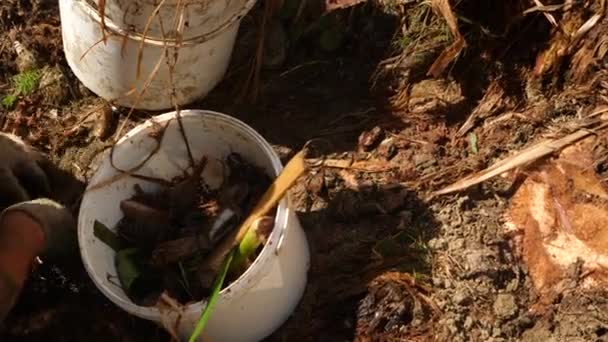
[2,94,17,109]
[2,69,41,109]
[14,70,41,95]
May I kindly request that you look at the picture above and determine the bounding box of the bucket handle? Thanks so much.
[274,194,296,255]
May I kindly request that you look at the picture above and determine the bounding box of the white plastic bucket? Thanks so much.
[77,110,310,341]
[59,0,253,110]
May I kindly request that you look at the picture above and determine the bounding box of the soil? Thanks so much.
[1,0,608,341]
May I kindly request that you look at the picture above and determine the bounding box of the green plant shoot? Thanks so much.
[188,249,235,342]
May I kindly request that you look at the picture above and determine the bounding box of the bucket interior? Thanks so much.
[77,110,286,315]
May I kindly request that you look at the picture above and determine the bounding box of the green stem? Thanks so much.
[188,248,235,342]
[229,227,262,275]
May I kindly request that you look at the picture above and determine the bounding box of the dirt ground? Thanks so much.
[2,0,608,341]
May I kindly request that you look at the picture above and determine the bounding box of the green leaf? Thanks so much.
[115,248,143,292]
[468,132,479,154]
[115,247,162,304]
[94,220,126,251]
[188,248,236,342]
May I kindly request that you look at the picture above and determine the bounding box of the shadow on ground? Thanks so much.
[185,4,405,155]
[264,182,440,341]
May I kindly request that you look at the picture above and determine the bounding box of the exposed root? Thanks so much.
[355,272,439,341]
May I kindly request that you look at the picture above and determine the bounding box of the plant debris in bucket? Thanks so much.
[95,153,275,306]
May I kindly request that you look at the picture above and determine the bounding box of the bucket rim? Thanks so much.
[76,0,257,46]
[77,109,291,320]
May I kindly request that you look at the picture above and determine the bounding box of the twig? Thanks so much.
[279,60,329,77]
[569,14,603,53]
[157,0,195,168]
[588,106,608,118]
[435,122,608,196]
[523,4,564,15]
[532,0,558,27]
[136,0,167,79]
[308,158,398,172]
[62,102,107,135]
[483,112,530,129]
[98,0,108,43]
[86,119,172,192]
[80,33,118,61]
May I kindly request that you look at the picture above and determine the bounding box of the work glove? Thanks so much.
[0,132,82,258]
[0,133,52,209]
[1,199,77,258]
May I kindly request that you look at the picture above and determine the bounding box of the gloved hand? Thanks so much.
[0,132,81,258]
[0,199,77,258]
[0,133,52,209]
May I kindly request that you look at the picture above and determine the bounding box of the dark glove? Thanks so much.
[0,133,82,258]
[0,133,52,210]
[0,199,77,258]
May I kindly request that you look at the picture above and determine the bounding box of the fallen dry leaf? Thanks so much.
[457,79,509,136]
[427,0,466,77]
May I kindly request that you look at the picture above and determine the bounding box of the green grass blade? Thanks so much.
[188,248,235,342]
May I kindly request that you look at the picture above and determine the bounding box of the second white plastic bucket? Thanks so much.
[77,110,310,341]
[59,0,250,110]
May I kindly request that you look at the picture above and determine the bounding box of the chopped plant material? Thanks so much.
[468,132,478,154]
[188,150,308,342]
[96,153,274,306]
